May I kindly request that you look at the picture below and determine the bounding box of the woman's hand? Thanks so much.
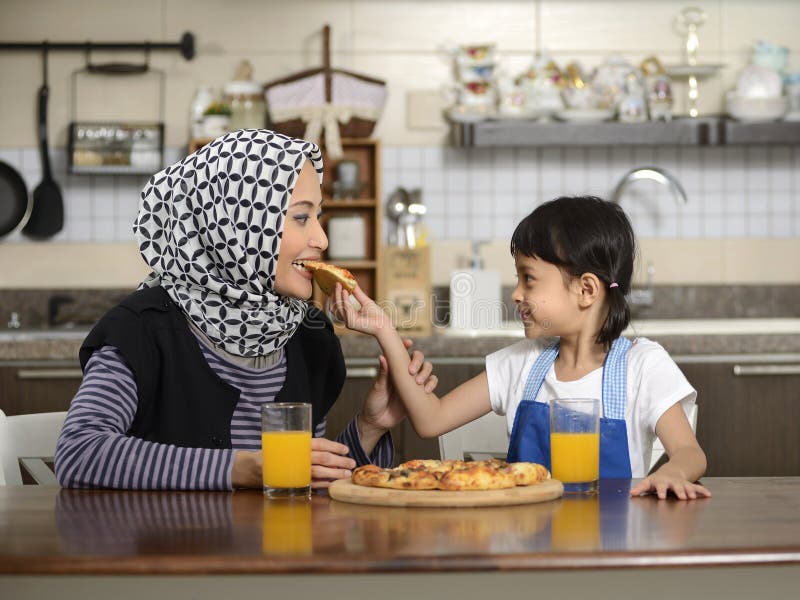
[630,465,712,500]
[330,283,393,336]
[361,339,437,432]
[310,437,356,489]
[231,439,356,490]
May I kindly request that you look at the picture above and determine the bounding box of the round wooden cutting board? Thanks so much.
[328,478,563,508]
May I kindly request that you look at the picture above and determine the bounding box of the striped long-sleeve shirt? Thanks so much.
[55,335,393,490]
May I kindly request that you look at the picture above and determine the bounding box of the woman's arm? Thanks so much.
[56,347,233,490]
[332,283,492,438]
[630,403,711,499]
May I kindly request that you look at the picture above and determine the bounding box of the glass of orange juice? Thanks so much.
[550,398,600,494]
[262,402,312,498]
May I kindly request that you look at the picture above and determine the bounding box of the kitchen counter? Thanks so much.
[3,319,800,362]
[0,479,798,599]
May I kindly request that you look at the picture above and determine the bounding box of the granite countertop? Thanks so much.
[2,319,800,362]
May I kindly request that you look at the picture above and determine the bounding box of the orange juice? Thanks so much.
[550,432,600,483]
[262,430,312,488]
[262,499,312,555]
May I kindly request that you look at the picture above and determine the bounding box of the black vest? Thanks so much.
[79,286,345,449]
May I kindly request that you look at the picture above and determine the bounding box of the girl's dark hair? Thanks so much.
[510,195,635,350]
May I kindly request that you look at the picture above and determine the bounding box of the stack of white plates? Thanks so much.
[726,92,787,122]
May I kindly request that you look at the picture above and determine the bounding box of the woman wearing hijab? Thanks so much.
[55,129,436,490]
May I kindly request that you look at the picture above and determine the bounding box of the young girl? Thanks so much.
[333,195,710,500]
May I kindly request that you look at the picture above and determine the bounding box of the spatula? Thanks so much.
[23,47,64,239]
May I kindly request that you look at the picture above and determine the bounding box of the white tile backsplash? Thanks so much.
[749,215,770,237]
[680,217,704,239]
[387,143,800,242]
[4,141,800,244]
[771,192,794,214]
[770,147,793,191]
[704,216,724,238]
[725,214,748,237]
[69,194,92,218]
[770,213,793,238]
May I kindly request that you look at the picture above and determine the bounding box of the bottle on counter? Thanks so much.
[224,81,266,130]
[190,86,216,138]
[224,60,266,131]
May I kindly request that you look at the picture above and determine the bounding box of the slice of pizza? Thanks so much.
[379,467,441,490]
[298,260,357,295]
[351,464,390,487]
[504,462,551,485]
[437,462,517,491]
[352,464,441,490]
[399,459,467,476]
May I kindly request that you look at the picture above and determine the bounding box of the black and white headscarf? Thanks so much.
[133,129,324,357]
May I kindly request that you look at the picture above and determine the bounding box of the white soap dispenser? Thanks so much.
[449,241,502,330]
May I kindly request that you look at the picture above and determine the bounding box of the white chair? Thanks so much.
[438,412,510,461]
[648,403,699,473]
[0,409,67,485]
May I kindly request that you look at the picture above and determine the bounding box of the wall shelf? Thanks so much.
[719,120,800,145]
[451,117,800,147]
[314,139,383,328]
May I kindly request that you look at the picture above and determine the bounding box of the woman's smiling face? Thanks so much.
[274,161,327,300]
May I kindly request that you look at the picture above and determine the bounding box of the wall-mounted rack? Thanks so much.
[0,32,195,60]
[451,117,800,147]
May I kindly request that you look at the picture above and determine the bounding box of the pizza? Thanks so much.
[351,459,550,491]
[299,260,357,295]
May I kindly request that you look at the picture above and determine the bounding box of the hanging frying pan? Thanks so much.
[0,161,29,238]
[22,45,64,239]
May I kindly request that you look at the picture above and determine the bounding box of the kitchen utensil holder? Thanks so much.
[67,49,165,175]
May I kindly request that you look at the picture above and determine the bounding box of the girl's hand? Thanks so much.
[330,283,393,336]
[630,468,712,500]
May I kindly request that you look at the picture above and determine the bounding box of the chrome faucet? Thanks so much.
[7,312,21,329]
[48,295,75,328]
[610,166,688,206]
[610,166,687,311]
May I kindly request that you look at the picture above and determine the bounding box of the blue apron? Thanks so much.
[507,337,633,479]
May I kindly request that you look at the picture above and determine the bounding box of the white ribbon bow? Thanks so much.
[300,103,354,159]
[270,103,380,159]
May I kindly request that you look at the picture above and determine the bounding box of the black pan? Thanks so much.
[23,47,64,239]
[0,160,29,238]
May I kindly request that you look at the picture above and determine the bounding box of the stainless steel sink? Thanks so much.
[0,326,91,342]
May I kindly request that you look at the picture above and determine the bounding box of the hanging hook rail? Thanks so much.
[0,32,195,60]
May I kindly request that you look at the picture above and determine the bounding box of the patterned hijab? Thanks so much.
[133,129,324,357]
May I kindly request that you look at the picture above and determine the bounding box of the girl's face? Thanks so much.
[511,253,582,338]
[274,161,327,299]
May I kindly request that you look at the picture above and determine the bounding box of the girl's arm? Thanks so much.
[630,403,711,499]
[332,283,492,437]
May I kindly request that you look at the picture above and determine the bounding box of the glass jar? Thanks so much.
[190,86,216,138]
[224,81,266,131]
[785,73,800,117]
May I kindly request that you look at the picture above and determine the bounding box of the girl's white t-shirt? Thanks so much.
[485,337,696,478]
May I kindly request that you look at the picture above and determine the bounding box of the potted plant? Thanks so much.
[202,101,232,137]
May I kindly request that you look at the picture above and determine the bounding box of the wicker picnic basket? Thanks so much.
[263,25,387,157]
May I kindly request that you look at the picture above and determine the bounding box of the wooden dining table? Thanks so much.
[1,478,799,599]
